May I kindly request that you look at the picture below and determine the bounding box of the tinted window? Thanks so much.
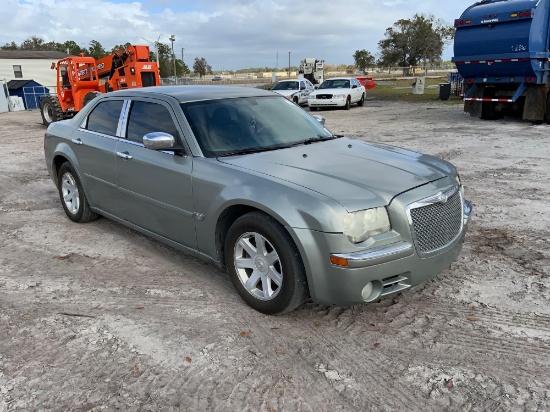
[126,101,180,144]
[180,96,332,158]
[86,100,123,136]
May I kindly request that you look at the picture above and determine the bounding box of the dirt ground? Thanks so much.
[1,100,549,412]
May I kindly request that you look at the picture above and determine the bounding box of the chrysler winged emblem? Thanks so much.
[437,191,448,204]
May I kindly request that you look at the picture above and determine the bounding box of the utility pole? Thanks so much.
[169,34,176,80]
[288,51,290,78]
[156,34,164,76]
[181,47,189,75]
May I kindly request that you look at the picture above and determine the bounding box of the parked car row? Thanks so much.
[270,77,367,110]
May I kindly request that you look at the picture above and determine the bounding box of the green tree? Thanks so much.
[353,49,376,74]
[88,40,107,59]
[193,57,212,78]
[62,40,86,56]
[111,43,131,53]
[1,41,18,50]
[20,36,45,50]
[155,42,173,77]
[378,14,454,68]
[176,59,190,76]
[42,41,64,51]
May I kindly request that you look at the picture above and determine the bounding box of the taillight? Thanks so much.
[466,78,475,84]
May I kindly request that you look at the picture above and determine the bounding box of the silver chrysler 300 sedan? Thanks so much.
[44,86,472,314]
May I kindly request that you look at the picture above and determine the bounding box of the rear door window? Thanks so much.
[86,100,123,136]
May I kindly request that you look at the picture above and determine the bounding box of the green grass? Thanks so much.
[367,77,464,104]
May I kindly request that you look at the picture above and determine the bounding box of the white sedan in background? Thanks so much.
[270,79,315,105]
[308,77,366,110]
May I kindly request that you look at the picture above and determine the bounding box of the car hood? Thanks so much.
[272,90,298,97]
[313,88,353,95]
[218,137,452,211]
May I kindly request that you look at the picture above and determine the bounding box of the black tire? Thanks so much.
[224,212,308,315]
[357,93,365,107]
[57,163,99,223]
[40,96,63,126]
[545,93,550,124]
[480,88,504,120]
[293,96,299,105]
[83,91,102,107]
[344,96,351,110]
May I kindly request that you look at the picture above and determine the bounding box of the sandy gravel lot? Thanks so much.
[1,100,549,411]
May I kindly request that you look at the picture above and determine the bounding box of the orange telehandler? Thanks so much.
[40,45,160,126]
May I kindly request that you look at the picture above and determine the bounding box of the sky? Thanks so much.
[1,0,477,70]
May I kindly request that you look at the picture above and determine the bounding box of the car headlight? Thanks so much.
[332,93,347,99]
[343,207,391,244]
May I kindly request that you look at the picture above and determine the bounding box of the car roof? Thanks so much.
[104,85,275,103]
[324,77,354,81]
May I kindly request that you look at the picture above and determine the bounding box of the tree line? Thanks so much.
[0,36,218,78]
[353,14,454,74]
[3,14,453,77]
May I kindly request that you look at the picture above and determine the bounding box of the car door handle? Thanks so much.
[116,151,133,160]
[71,138,83,145]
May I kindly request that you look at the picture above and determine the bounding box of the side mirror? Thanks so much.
[143,132,175,150]
[352,84,358,89]
[300,86,305,90]
[311,114,325,125]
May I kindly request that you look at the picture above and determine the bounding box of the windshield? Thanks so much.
[180,96,334,157]
[271,81,299,91]
[319,79,350,89]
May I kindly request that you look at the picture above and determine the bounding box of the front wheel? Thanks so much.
[344,96,351,110]
[357,93,365,107]
[57,163,99,223]
[224,212,308,314]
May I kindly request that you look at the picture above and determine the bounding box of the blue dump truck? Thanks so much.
[453,0,550,120]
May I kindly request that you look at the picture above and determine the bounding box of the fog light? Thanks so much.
[361,282,374,300]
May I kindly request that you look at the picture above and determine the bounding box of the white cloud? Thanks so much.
[0,0,473,69]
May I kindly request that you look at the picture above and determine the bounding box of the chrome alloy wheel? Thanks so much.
[234,232,283,300]
[61,172,80,215]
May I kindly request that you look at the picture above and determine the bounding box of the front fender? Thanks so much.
[192,158,347,260]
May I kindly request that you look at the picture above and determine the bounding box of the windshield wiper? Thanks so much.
[217,145,283,157]
[288,135,340,147]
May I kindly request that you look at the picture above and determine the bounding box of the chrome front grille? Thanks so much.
[408,187,463,256]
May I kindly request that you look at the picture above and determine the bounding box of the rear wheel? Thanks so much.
[293,96,299,105]
[40,96,63,126]
[224,212,308,314]
[57,163,99,223]
[480,88,504,120]
[83,91,102,107]
[545,93,550,124]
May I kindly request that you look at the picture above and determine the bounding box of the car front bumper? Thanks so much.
[308,97,347,108]
[290,189,472,306]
